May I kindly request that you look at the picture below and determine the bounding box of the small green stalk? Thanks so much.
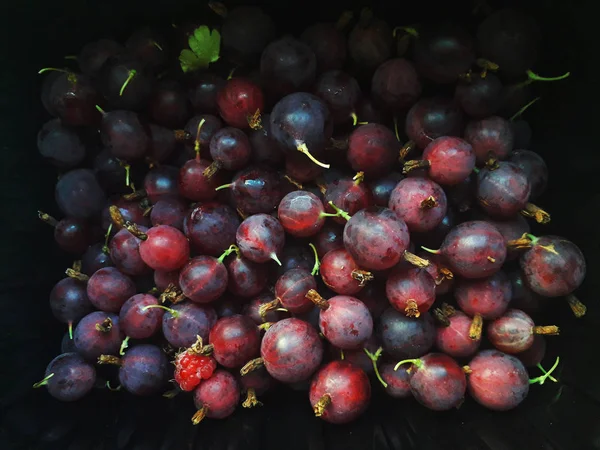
[33,373,54,388]
[309,243,320,276]
[394,358,423,371]
[530,357,560,385]
[364,347,388,388]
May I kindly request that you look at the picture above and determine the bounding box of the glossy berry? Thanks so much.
[410,136,475,186]
[207,127,252,175]
[397,353,466,411]
[455,271,512,320]
[347,124,397,178]
[260,317,323,383]
[209,315,261,368]
[188,73,225,114]
[435,311,481,359]
[226,253,268,298]
[386,267,436,318]
[487,309,559,354]
[119,293,163,339]
[508,150,548,200]
[314,70,361,125]
[343,207,410,271]
[109,226,150,276]
[99,110,149,161]
[138,225,190,272]
[467,350,529,411]
[221,165,283,215]
[309,361,371,424]
[192,370,240,423]
[144,166,179,204]
[324,176,373,225]
[321,248,372,296]
[371,58,421,112]
[150,197,188,230]
[118,344,169,396]
[179,158,220,202]
[483,215,530,261]
[277,190,330,237]
[369,172,404,207]
[162,302,217,348]
[389,178,448,233]
[465,116,515,166]
[519,235,586,297]
[236,214,285,264]
[377,308,435,359]
[217,78,265,129]
[87,267,136,313]
[405,97,464,149]
[309,291,373,350]
[34,353,96,401]
[73,312,122,360]
[49,277,93,335]
[314,222,344,258]
[427,221,506,279]
[380,363,411,399]
[185,203,240,257]
[174,351,217,391]
[179,255,228,303]
[45,71,100,126]
[477,161,531,218]
[273,268,317,314]
[82,243,113,275]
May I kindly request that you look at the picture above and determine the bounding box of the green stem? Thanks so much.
[218,245,240,263]
[525,233,539,245]
[309,243,320,276]
[152,41,163,51]
[420,246,440,255]
[215,183,232,192]
[119,70,137,96]
[392,26,419,38]
[142,304,179,318]
[38,67,70,75]
[350,112,358,126]
[394,358,423,371]
[526,70,570,82]
[327,201,351,221]
[95,105,106,115]
[393,116,400,142]
[271,253,282,266]
[510,97,541,121]
[68,322,73,340]
[33,373,54,388]
[102,223,113,254]
[364,347,388,388]
[536,363,558,383]
[530,357,560,385]
[119,336,130,356]
[297,142,330,169]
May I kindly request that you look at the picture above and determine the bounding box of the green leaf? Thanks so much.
[179,25,221,73]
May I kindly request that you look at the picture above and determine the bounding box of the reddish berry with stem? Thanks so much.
[380,362,412,399]
[422,220,506,279]
[225,248,269,298]
[178,252,230,304]
[377,308,435,359]
[466,350,560,411]
[347,124,398,179]
[204,127,252,178]
[386,267,436,318]
[73,312,122,360]
[253,317,323,383]
[260,268,317,316]
[192,370,240,424]
[185,202,240,257]
[236,214,285,264]
[323,174,373,225]
[403,136,475,186]
[33,353,96,402]
[389,178,448,233]
[209,314,261,368]
[315,70,361,125]
[87,266,136,313]
[320,248,373,296]
[309,361,371,424]
[417,250,454,295]
[216,78,265,129]
[238,365,272,408]
[119,293,163,340]
[243,292,290,325]
[487,309,559,354]
[136,224,190,272]
[98,109,149,161]
[154,302,217,348]
[394,353,467,411]
[108,225,150,276]
[277,190,344,237]
[435,310,481,359]
[464,116,515,166]
[149,197,188,230]
[49,276,93,339]
[307,289,373,350]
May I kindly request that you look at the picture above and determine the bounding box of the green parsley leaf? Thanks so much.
[179,26,221,73]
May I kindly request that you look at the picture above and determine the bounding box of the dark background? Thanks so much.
[1,0,599,448]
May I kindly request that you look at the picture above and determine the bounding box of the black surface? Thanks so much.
[1,0,599,449]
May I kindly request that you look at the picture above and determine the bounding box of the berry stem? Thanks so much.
[353,171,365,185]
[536,363,558,383]
[566,294,587,318]
[119,70,137,97]
[350,112,358,126]
[68,321,73,339]
[529,357,560,385]
[526,70,570,82]
[95,105,106,115]
[507,233,535,251]
[247,109,263,130]
[313,393,332,417]
[159,283,185,304]
[106,381,122,391]
[163,389,179,398]
[283,175,303,189]
[510,97,541,122]
[404,299,421,318]
[191,406,208,425]
[309,243,320,276]
[194,118,206,158]
[420,196,437,209]
[33,373,54,388]
[218,244,240,263]
[327,201,351,221]
[208,0,228,17]
[102,223,113,254]
[433,308,451,327]
[306,289,330,310]
[394,358,423,371]
[142,304,179,318]
[119,336,130,355]
[270,253,282,266]
[392,26,419,38]
[403,159,431,175]
[240,357,264,376]
[521,203,551,224]
[123,222,148,240]
[38,67,70,75]
[174,129,191,142]
[462,365,472,374]
[403,251,430,268]
[297,143,330,169]
[38,211,58,227]
[203,161,220,178]
[109,205,125,228]
[533,325,560,336]
[65,268,89,282]
[442,303,456,317]
[215,183,233,192]
[335,10,354,30]
[420,246,440,255]
[399,140,416,162]
[469,313,483,340]
[258,322,274,331]
[393,116,401,142]
[152,41,163,51]
[258,298,280,319]
[351,269,374,287]
[123,189,147,201]
[95,317,113,333]
[242,388,263,408]
[363,347,388,388]
[97,355,122,365]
